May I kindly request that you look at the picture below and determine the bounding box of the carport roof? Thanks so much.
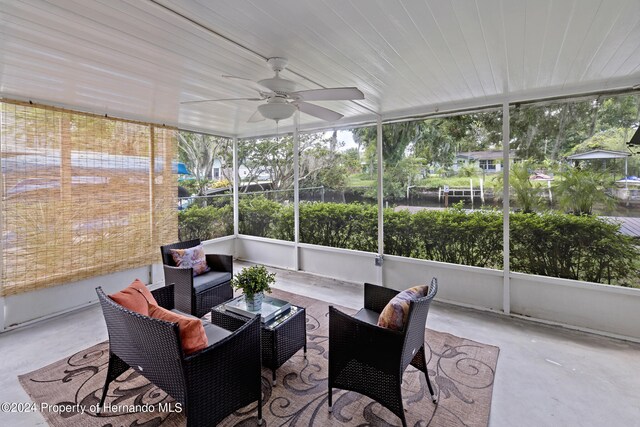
[566,149,631,160]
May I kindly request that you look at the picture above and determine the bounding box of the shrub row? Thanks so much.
[385,208,504,267]
[178,204,233,241]
[179,197,639,287]
[509,212,638,286]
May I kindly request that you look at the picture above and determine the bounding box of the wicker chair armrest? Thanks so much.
[163,265,195,314]
[205,254,233,273]
[210,309,249,332]
[183,314,261,425]
[363,282,399,313]
[151,284,175,310]
[184,314,261,390]
[163,265,193,286]
[329,306,404,360]
[187,313,260,360]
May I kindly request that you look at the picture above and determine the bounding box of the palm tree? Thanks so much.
[510,162,544,213]
[554,166,615,215]
[491,161,544,213]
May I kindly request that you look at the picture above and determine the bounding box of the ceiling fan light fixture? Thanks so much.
[211,58,363,123]
[258,102,296,121]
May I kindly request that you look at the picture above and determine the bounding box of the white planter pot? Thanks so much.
[246,292,264,311]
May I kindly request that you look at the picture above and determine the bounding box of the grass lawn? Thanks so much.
[347,174,376,187]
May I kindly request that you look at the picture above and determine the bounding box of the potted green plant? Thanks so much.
[231,265,275,311]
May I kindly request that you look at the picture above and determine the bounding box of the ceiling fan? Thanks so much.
[181,57,364,123]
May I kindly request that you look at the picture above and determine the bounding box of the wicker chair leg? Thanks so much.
[98,382,108,411]
[257,389,263,425]
[417,347,438,403]
[399,410,407,427]
[98,353,128,411]
[328,387,333,412]
[425,371,437,404]
[397,384,407,427]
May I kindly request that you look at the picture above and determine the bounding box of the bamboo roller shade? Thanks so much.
[0,100,178,297]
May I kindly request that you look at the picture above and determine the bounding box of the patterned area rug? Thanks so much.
[19,290,499,426]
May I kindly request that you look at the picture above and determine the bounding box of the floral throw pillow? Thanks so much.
[377,285,430,331]
[170,244,210,277]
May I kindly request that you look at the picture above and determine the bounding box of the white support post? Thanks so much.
[148,126,156,264]
[376,117,384,286]
[148,127,160,285]
[293,111,300,271]
[625,157,628,190]
[0,297,5,332]
[233,137,239,238]
[0,105,4,330]
[502,102,511,315]
[625,156,629,206]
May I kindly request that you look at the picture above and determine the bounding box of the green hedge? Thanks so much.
[178,204,233,241]
[238,196,293,240]
[182,197,640,287]
[300,202,377,251]
[398,208,504,267]
[236,197,377,250]
[509,212,638,286]
[393,208,637,286]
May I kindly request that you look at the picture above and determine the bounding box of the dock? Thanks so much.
[605,216,640,238]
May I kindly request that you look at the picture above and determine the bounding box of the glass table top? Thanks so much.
[215,295,299,329]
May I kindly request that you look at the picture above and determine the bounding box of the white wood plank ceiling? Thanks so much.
[2,0,640,137]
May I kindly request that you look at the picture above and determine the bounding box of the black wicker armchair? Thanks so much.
[161,239,234,318]
[328,279,438,427]
[96,285,263,427]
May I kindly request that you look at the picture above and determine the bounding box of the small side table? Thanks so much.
[211,303,307,385]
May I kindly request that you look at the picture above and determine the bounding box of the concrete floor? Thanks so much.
[1,262,639,426]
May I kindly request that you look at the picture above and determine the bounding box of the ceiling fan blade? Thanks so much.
[296,102,343,121]
[222,74,255,82]
[181,97,262,104]
[247,110,265,123]
[222,74,274,94]
[292,87,364,101]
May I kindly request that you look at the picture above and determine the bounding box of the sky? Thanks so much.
[323,130,357,152]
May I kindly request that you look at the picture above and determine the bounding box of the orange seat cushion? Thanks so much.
[148,304,208,355]
[109,279,158,316]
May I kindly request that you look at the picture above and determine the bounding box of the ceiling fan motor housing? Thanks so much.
[258,77,297,95]
[267,57,289,72]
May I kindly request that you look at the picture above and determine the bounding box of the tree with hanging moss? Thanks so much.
[177,131,232,196]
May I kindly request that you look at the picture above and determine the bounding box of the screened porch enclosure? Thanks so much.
[3,3,640,427]
[1,0,640,343]
[2,96,640,343]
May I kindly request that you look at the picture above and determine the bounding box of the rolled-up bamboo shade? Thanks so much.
[0,100,178,297]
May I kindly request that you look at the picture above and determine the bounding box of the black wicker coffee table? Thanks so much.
[211,300,307,385]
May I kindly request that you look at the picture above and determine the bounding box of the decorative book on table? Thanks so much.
[225,295,291,323]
